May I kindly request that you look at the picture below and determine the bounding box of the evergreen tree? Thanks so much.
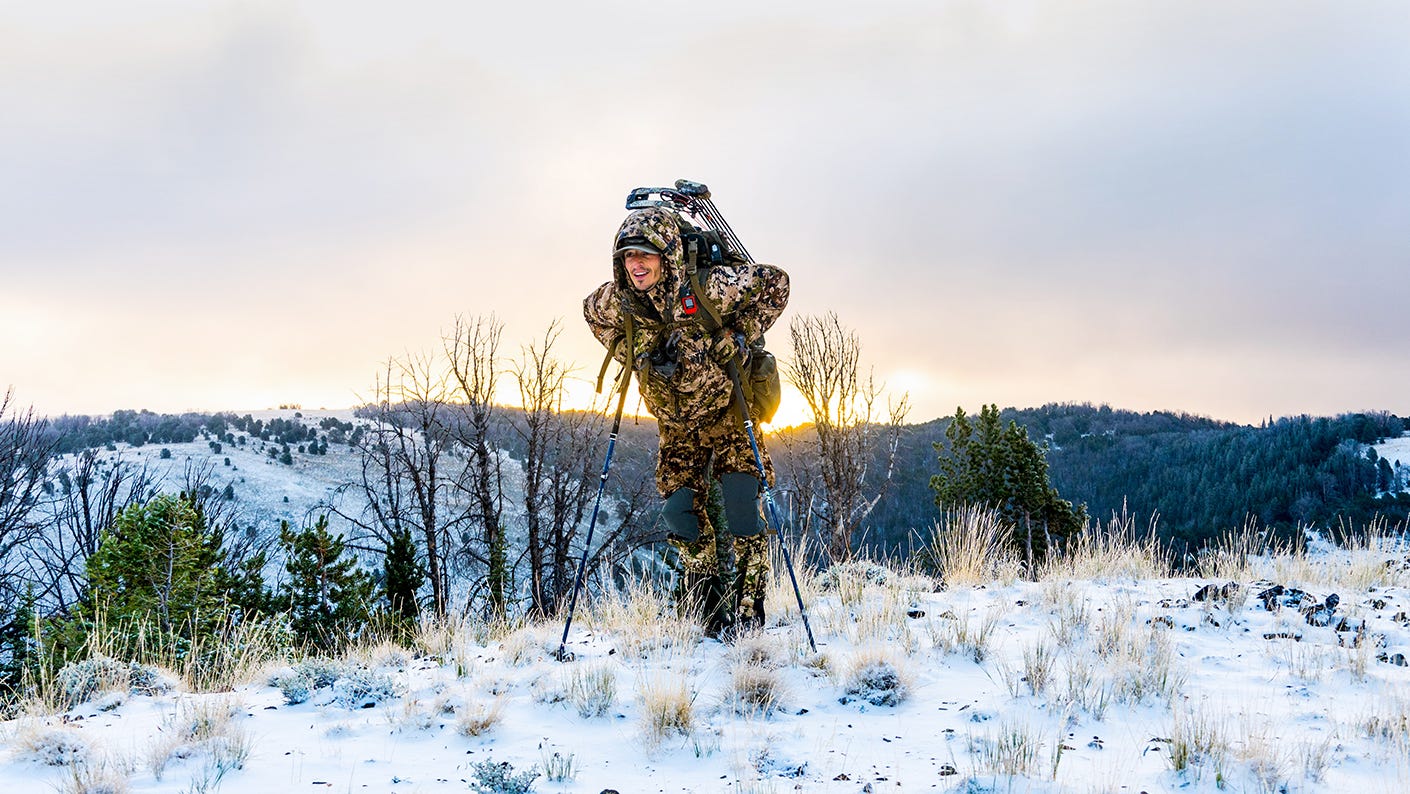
[0,587,38,694]
[931,404,1087,567]
[382,527,424,622]
[84,493,228,640]
[278,517,375,650]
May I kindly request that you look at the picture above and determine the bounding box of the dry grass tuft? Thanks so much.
[926,507,1022,587]
[722,662,787,717]
[638,674,696,748]
[456,696,506,737]
[1040,509,1169,581]
[929,605,1003,663]
[588,578,700,659]
[1168,705,1231,781]
[147,695,248,781]
[563,661,618,718]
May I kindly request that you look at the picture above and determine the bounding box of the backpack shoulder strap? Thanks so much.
[596,302,636,394]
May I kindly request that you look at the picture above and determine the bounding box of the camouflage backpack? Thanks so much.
[674,218,782,425]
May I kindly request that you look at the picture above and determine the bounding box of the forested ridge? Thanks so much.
[843,403,1409,556]
[28,402,1410,560]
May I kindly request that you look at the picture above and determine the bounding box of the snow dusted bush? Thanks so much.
[330,666,401,709]
[840,648,911,707]
[469,759,538,794]
[275,672,312,705]
[294,657,348,688]
[271,657,403,708]
[15,724,91,766]
[270,658,350,704]
[56,655,172,708]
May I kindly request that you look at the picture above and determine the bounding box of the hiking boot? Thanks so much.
[737,596,766,633]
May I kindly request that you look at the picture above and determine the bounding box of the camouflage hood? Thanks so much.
[612,207,686,320]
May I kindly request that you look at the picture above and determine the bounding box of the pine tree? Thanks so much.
[84,493,229,643]
[931,404,1087,568]
[0,587,38,693]
[278,517,375,650]
[383,527,424,622]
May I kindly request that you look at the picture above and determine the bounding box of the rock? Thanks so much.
[1257,584,1285,610]
[1302,593,1340,627]
[1263,631,1302,641]
[938,764,957,776]
[1194,581,1241,602]
[1149,616,1175,629]
[906,609,926,619]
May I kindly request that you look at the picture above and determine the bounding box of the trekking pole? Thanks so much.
[726,361,818,653]
[555,360,633,662]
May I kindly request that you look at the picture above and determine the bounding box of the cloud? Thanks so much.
[2,1,1407,423]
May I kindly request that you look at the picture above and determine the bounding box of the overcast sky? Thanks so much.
[3,1,1407,426]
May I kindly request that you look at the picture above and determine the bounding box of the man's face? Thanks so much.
[623,249,663,291]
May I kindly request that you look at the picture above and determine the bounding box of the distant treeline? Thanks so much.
[840,404,1408,557]
[37,403,1410,558]
[46,410,362,456]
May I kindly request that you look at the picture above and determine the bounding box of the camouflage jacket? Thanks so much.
[583,207,790,427]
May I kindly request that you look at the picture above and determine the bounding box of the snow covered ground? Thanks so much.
[1375,433,1410,468]
[4,549,1410,793]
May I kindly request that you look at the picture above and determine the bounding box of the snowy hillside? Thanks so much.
[45,409,369,539]
[4,536,1410,793]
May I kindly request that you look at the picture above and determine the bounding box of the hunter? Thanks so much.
[583,205,790,637]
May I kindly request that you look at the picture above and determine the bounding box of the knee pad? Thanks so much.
[661,487,699,543]
[720,472,763,537]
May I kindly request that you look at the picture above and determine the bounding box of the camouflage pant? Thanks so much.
[658,412,774,621]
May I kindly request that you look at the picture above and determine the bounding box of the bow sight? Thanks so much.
[625,179,754,264]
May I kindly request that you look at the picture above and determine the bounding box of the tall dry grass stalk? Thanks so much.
[585,577,699,659]
[927,506,1022,587]
[1195,518,1297,582]
[1040,510,1169,582]
[762,533,823,632]
[22,609,291,712]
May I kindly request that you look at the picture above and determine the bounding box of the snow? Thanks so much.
[1375,433,1410,468]
[4,553,1410,793]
